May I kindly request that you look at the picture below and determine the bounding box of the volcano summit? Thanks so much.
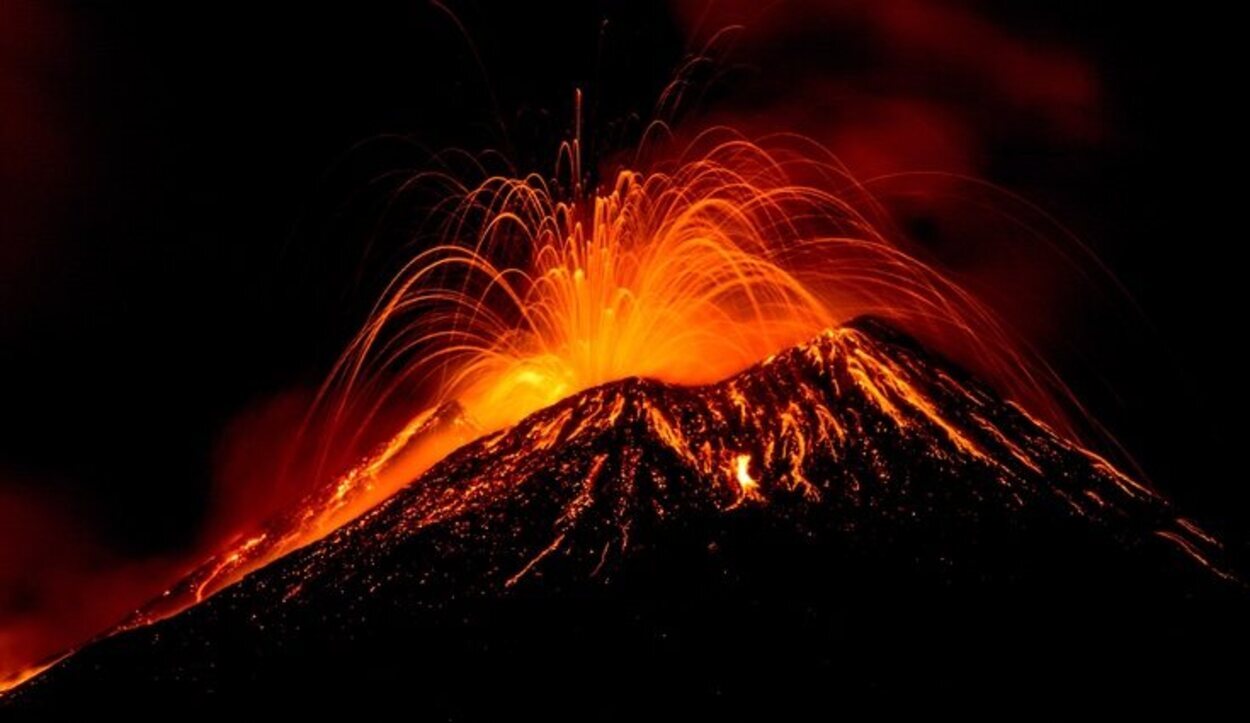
[4,318,1241,714]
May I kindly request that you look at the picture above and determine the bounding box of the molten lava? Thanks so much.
[321,127,1066,436]
[734,454,759,496]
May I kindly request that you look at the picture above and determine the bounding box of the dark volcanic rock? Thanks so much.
[5,318,1243,715]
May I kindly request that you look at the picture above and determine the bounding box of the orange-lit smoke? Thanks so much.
[671,0,1101,177]
[0,486,180,690]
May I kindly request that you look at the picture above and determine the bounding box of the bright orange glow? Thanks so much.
[733,454,763,504]
[316,127,1069,446]
[735,454,756,489]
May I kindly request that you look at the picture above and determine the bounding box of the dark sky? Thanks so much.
[2,0,1246,560]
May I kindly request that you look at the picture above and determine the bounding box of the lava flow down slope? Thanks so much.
[4,317,1239,714]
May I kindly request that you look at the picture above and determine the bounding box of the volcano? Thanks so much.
[4,318,1243,714]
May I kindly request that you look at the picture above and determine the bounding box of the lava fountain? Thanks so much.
[318,122,1072,451]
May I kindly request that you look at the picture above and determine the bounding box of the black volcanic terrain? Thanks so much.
[5,319,1244,716]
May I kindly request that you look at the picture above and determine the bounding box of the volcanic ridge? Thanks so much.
[5,317,1239,714]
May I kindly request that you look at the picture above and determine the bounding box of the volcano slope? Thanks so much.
[5,318,1244,714]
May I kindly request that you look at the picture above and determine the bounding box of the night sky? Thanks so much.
[3,0,1245,570]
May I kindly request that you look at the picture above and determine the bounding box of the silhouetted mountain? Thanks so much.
[5,318,1242,716]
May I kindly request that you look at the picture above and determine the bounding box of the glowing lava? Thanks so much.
[733,454,762,503]
[319,126,1065,442]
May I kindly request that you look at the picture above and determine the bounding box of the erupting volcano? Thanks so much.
[1,91,1242,712]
